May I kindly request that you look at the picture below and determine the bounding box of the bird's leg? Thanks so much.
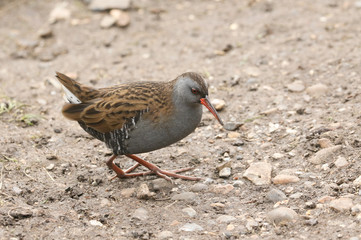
[107,154,201,181]
[125,154,201,181]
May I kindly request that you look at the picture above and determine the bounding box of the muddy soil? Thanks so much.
[1,0,361,239]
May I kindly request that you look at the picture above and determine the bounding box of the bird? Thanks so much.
[56,72,224,181]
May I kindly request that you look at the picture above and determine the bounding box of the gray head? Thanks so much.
[173,72,223,125]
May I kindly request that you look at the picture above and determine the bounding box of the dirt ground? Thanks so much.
[1,0,361,239]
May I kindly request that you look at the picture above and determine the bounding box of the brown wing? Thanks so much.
[62,90,150,133]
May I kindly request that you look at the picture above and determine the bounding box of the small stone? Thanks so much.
[211,99,226,111]
[37,26,53,38]
[171,192,197,203]
[149,178,173,192]
[211,184,234,194]
[49,2,71,24]
[224,122,243,131]
[318,195,335,203]
[89,220,103,226]
[190,183,208,192]
[306,83,329,97]
[309,145,342,164]
[100,15,116,28]
[267,207,298,225]
[110,9,130,27]
[334,156,348,168]
[272,174,300,184]
[305,218,318,226]
[329,197,353,212]
[132,207,149,221]
[121,188,135,198]
[245,219,258,231]
[89,0,131,11]
[12,186,22,195]
[136,183,155,199]
[266,188,287,203]
[157,231,173,240]
[9,208,33,219]
[287,80,305,92]
[219,167,231,178]
[216,215,236,223]
[46,163,55,171]
[305,201,316,209]
[290,192,303,199]
[182,207,197,218]
[233,180,245,187]
[353,175,361,186]
[227,132,241,139]
[243,66,261,77]
[318,138,334,148]
[351,204,361,215]
[46,155,58,160]
[272,153,284,160]
[179,223,203,232]
[243,162,272,185]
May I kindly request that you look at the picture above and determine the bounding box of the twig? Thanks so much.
[23,168,35,181]
[43,167,55,182]
[0,164,4,190]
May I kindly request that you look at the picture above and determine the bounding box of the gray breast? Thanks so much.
[125,105,202,154]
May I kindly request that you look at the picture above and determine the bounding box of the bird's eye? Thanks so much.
[191,88,199,94]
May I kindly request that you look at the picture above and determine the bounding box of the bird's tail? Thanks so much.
[55,72,99,104]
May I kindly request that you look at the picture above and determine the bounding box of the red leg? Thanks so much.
[106,154,201,181]
[125,154,201,181]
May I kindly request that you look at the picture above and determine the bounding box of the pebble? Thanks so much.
[9,208,33,219]
[49,2,71,24]
[318,195,335,203]
[179,223,203,232]
[190,183,208,192]
[45,163,55,171]
[267,207,298,225]
[219,167,231,178]
[329,197,353,212]
[334,156,348,168]
[243,66,261,77]
[305,218,318,226]
[211,99,226,111]
[136,183,155,199]
[182,207,197,218]
[305,201,316,209]
[216,215,236,223]
[149,178,173,192]
[266,188,287,203]
[12,186,23,195]
[227,132,240,139]
[89,220,103,226]
[243,162,272,185]
[233,180,245,187]
[290,192,303,199]
[271,153,284,160]
[306,83,329,97]
[171,192,197,203]
[121,188,135,198]
[89,0,131,11]
[272,174,300,184]
[287,80,305,92]
[37,26,53,38]
[224,122,243,131]
[100,15,116,28]
[318,138,334,148]
[353,175,361,186]
[351,204,361,215]
[157,231,173,240]
[309,145,342,164]
[110,9,130,27]
[245,219,258,231]
[211,184,234,194]
[132,207,149,221]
